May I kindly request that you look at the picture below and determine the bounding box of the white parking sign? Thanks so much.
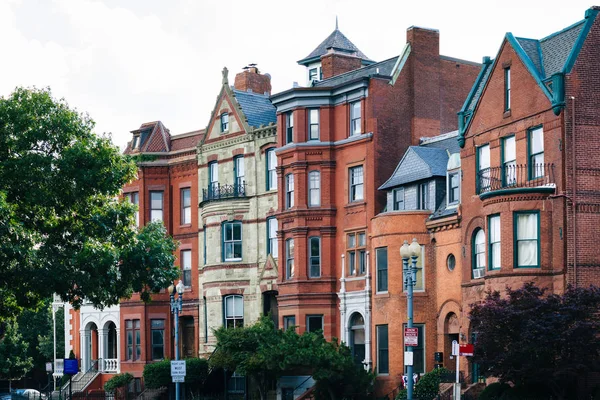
[171,360,186,377]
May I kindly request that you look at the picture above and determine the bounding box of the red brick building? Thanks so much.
[270,25,479,388]
[64,121,204,392]
[457,6,600,382]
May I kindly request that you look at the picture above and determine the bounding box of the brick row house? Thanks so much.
[270,24,479,396]
[64,121,203,392]
[457,5,600,384]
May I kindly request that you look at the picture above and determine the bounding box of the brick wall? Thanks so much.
[320,52,363,79]
[234,67,272,95]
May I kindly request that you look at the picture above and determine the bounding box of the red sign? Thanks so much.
[459,344,474,356]
[404,327,419,346]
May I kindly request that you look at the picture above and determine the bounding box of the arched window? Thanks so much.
[349,313,365,366]
[472,229,485,279]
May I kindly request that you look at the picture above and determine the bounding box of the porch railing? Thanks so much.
[101,359,119,373]
[477,163,555,194]
[202,183,246,203]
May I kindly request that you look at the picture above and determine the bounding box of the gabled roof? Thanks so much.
[458,7,599,147]
[298,28,373,65]
[233,90,276,128]
[379,146,449,190]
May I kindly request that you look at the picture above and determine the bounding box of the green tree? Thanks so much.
[0,87,179,321]
[0,320,34,390]
[210,316,374,400]
[469,283,600,400]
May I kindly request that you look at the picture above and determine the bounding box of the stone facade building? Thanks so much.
[197,66,279,357]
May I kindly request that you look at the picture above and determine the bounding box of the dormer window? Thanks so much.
[309,68,318,82]
[220,113,229,133]
[131,135,140,150]
[446,153,461,207]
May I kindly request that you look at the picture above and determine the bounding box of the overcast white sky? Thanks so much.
[1,0,595,149]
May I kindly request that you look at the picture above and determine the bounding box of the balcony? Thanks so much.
[202,182,247,204]
[477,163,555,199]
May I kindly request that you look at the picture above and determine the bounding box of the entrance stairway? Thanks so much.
[51,360,100,400]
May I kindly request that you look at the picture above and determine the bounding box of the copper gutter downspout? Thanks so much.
[571,96,577,288]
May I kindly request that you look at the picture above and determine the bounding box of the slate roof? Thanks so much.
[233,90,276,128]
[314,56,398,88]
[420,130,460,154]
[515,20,585,79]
[379,146,449,190]
[298,28,372,65]
[429,197,458,220]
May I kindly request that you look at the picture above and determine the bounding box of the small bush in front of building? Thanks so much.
[104,373,134,392]
[143,360,171,389]
[394,368,451,400]
[478,382,510,400]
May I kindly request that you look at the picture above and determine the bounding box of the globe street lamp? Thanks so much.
[401,238,421,400]
[169,280,184,400]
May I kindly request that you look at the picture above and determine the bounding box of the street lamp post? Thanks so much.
[169,280,185,400]
[401,239,421,400]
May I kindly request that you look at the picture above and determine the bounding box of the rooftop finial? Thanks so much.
[335,15,338,30]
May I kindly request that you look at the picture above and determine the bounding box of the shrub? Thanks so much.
[479,382,511,400]
[104,373,133,392]
[498,383,552,400]
[394,368,451,400]
[185,358,209,385]
[143,360,171,389]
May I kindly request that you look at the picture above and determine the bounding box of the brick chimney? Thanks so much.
[320,48,363,80]
[234,65,272,95]
[406,26,441,142]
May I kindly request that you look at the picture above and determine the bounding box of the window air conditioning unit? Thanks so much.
[473,268,484,279]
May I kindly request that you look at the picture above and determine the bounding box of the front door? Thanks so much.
[182,318,195,358]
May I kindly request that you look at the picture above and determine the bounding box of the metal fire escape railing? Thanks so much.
[477,163,555,194]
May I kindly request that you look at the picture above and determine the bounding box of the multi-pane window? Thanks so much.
[181,188,191,225]
[477,144,491,193]
[224,295,244,328]
[347,232,366,276]
[285,239,294,280]
[125,192,139,226]
[504,67,511,111]
[286,112,294,144]
[309,237,321,278]
[377,325,389,374]
[403,323,425,374]
[267,217,278,258]
[126,319,141,361]
[223,221,242,261]
[393,188,405,211]
[283,316,296,331]
[350,101,361,136]
[306,315,324,333]
[376,247,388,292]
[181,249,192,288]
[503,136,516,186]
[266,149,277,191]
[309,68,318,82]
[529,127,544,179]
[234,156,245,187]
[150,191,163,222]
[515,212,539,268]
[489,215,501,270]
[308,171,320,207]
[209,162,219,193]
[308,109,319,140]
[220,113,229,132]
[473,229,486,278]
[349,166,364,202]
[448,172,460,205]
[285,174,294,209]
[151,319,165,360]
[418,183,429,210]
[402,246,424,291]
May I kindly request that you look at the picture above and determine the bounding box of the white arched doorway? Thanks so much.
[349,312,366,367]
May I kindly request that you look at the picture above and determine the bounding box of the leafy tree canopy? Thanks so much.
[0,87,179,321]
[210,316,374,400]
[0,320,33,390]
[469,282,600,399]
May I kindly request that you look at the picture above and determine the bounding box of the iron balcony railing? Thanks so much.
[202,182,247,203]
[477,163,555,194]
